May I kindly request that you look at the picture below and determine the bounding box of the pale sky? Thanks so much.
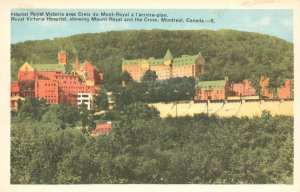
[11,9,293,43]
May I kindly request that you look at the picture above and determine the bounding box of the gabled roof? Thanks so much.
[19,62,35,72]
[77,61,99,71]
[196,80,226,90]
[164,49,173,61]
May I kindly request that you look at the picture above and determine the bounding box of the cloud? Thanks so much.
[245,16,272,30]
[258,16,271,27]
[281,17,293,29]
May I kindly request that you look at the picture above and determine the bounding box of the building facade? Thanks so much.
[91,122,112,136]
[260,76,274,99]
[12,50,103,109]
[122,49,205,81]
[277,79,293,99]
[77,93,93,110]
[196,77,293,101]
[195,77,230,101]
[231,79,256,97]
[11,82,20,97]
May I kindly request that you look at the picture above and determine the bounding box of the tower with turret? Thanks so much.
[58,50,68,65]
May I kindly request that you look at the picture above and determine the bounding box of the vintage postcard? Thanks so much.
[1,0,300,192]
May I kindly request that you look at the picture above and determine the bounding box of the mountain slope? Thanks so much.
[11,29,293,86]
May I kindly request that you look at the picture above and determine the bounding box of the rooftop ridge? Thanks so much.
[122,52,201,66]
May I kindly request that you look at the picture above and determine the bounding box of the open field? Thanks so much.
[149,100,293,118]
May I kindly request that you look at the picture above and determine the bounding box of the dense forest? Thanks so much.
[11,29,293,89]
[11,98,293,184]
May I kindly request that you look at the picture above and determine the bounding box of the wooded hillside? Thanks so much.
[11,29,293,85]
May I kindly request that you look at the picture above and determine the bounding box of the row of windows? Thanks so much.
[126,69,192,73]
[22,93,35,97]
[59,86,89,90]
[198,90,224,94]
[63,90,90,94]
[97,128,111,132]
[57,80,81,85]
[232,87,255,90]
[77,101,91,105]
[157,75,171,79]
[40,95,58,99]
[47,99,58,103]
[78,94,90,98]
[174,68,194,72]
[57,76,77,80]
[11,93,19,97]
[234,91,255,94]
[43,83,56,87]
[43,95,57,98]
[173,73,193,76]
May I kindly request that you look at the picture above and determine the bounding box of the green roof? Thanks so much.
[148,58,164,65]
[95,120,112,124]
[32,64,66,72]
[59,50,66,53]
[196,80,226,90]
[122,59,143,66]
[122,51,202,67]
[164,49,173,61]
[173,55,197,66]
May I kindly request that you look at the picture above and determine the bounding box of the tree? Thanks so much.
[114,87,135,108]
[94,89,109,111]
[121,71,134,85]
[141,69,157,82]
[17,98,23,111]
[78,103,89,133]
[11,102,293,184]
[267,69,285,95]
[64,64,73,74]
[42,104,79,129]
[18,97,47,120]
[249,75,262,99]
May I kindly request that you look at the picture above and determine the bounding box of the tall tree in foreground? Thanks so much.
[121,71,134,85]
[141,69,157,83]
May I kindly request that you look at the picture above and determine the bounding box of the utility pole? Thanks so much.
[145,91,149,103]
[206,99,209,115]
[174,90,178,117]
[176,101,177,117]
[206,89,211,115]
